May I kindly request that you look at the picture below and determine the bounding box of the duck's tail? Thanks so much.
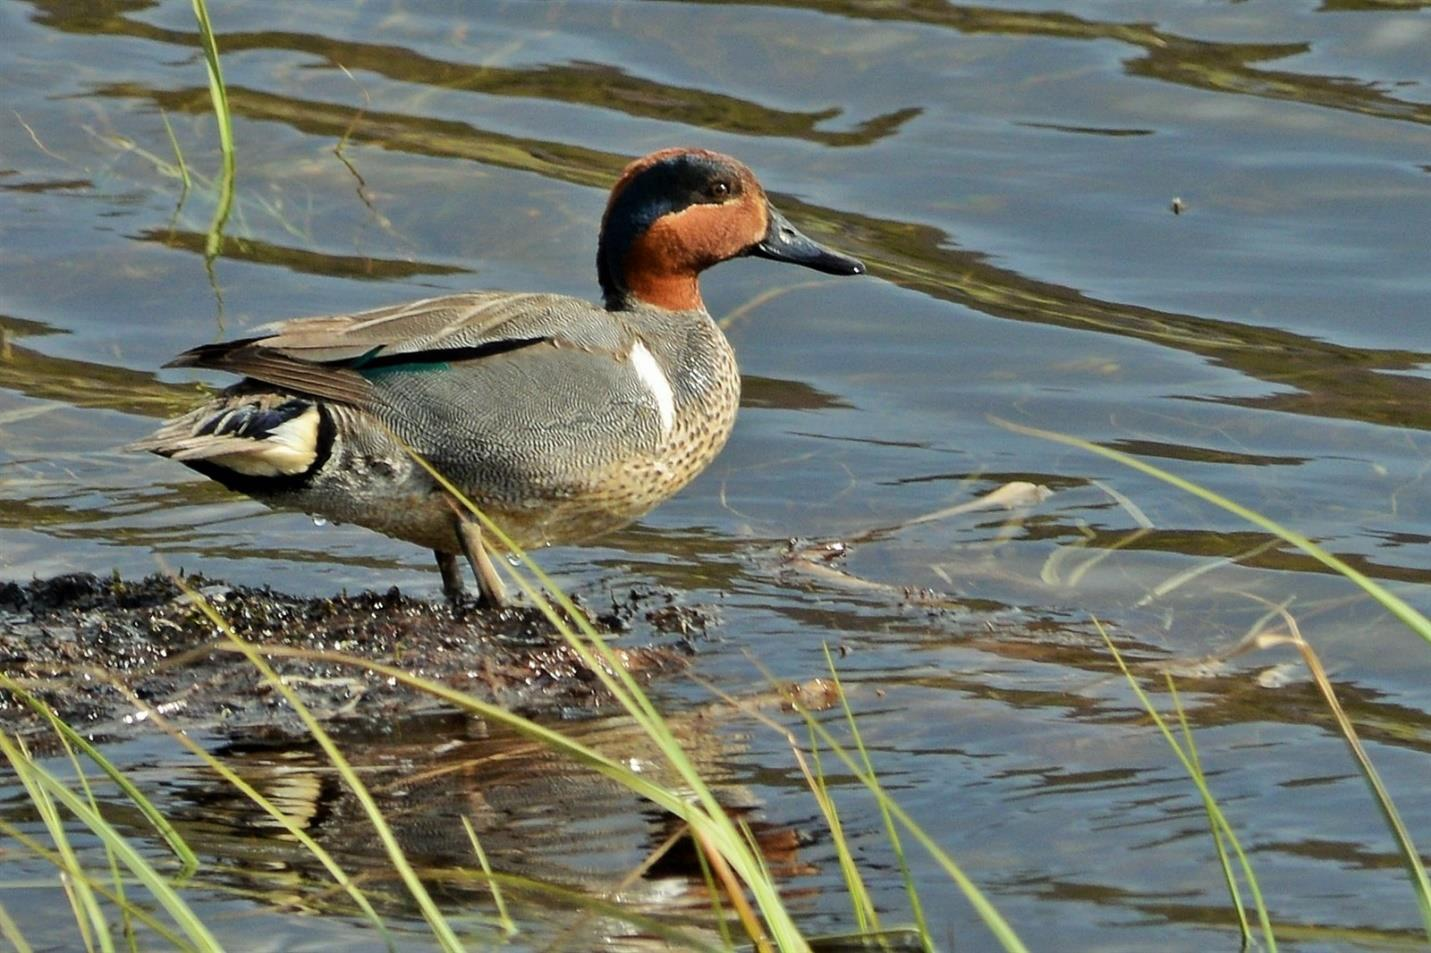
[129,393,326,480]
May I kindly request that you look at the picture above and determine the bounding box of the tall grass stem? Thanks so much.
[1167,677,1251,946]
[0,901,35,953]
[0,734,223,952]
[996,419,1431,646]
[1094,621,1277,951]
[398,442,811,951]
[823,645,933,951]
[102,677,396,948]
[1253,605,1431,941]
[173,579,465,953]
[188,0,234,279]
[0,674,199,871]
[460,816,515,938]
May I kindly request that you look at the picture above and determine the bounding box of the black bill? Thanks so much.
[750,206,865,276]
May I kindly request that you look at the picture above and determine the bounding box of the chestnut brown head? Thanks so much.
[597,148,864,312]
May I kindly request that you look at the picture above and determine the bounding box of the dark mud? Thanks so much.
[0,573,705,741]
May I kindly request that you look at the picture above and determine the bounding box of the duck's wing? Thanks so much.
[166,292,613,405]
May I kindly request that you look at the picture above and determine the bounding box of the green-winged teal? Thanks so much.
[136,148,865,605]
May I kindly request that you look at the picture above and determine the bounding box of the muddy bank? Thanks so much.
[0,573,705,741]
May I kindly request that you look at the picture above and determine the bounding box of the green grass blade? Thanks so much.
[106,682,395,949]
[1261,610,1431,941]
[823,645,932,951]
[4,735,109,953]
[996,419,1431,646]
[0,734,223,952]
[804,722,878,934]
[0,900,35,953]
[796,716,1028,953]
[159,109,190,194]
[0,673,199,871]
[188,0,234,268]
[0,816,197,952]
[691,831,735,951]
[460,817,515,938]
[173,580,463,953]
[696,664,1021,953]
[12,752,94,953]
[1167,676,1250,946]
[53,730,122,953]
[1323,685,1431,939]
[400,446,808,950]
[188,0,233,165]
[1094,622,1276,951]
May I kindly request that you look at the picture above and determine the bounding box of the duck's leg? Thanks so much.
[454,511,508,608]
[434,550,465,602]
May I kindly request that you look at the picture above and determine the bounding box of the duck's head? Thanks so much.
[597,148,865,312]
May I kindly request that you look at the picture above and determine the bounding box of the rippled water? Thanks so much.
[3,0,1430,949]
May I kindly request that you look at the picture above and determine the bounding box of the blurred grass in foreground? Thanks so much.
[4,426,1431,950]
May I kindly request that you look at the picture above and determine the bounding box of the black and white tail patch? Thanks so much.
[133,395,324,478]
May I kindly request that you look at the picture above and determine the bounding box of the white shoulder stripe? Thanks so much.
[629,340,676,438]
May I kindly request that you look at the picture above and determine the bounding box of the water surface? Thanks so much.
[2,0,1430,949]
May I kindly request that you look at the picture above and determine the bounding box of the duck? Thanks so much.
[134,148,865,606]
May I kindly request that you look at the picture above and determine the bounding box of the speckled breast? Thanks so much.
[492,319,743,547]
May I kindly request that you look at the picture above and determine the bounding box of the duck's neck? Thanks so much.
[608,273,702,313]
[598,225,706,313]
